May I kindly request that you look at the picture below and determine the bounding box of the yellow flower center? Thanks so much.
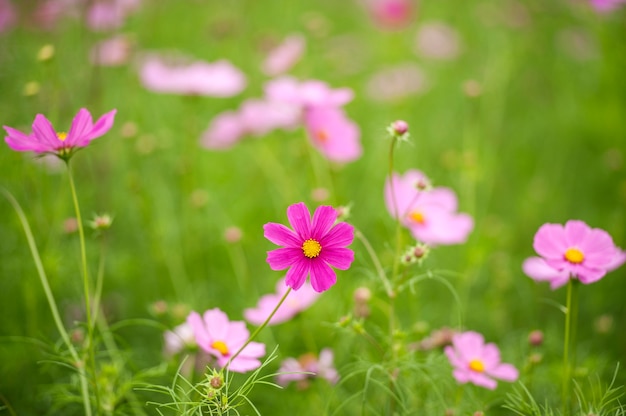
[564,247,584,264]
[469,359,485,373]
[211,340,229,356]
[302,239,322,258]
[57,132,67,141]
[316,130,328,143]
[409,211,425,224]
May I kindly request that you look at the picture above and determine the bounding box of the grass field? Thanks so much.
[1,0,625,414]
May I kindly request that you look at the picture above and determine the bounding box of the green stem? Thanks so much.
[388,135,403,281]
[354,228,393,297]
[225,287,292,370]
[1,189,93,416]
[66,163,101,412]
[561,278,575,416]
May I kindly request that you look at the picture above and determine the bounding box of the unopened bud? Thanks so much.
[528,330,543,347]
[89,213,113,230]
[209,375,224,390]
[335,204,352,222]
[391,120,408,135]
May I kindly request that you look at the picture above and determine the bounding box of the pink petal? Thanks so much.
[321,222,354,248]
[607,248,626,271]
[444,345,465,369]
[309,260,337,292]
[488,363,519,382]
[311,205,338,240]
[563,220,591,247]
[452,368,472,384]
[264,222,301,247]
[320,247,354,270]
[67,108,93,146]
[467,372,497,390]
[84,108,116,141]
[187,311,211,351]
[32,114,61,149]
[285,259,310,290]
[575,267,607,285]
[533,223,568,259]
[4,126,46,152]
[267,247,302,270]
[202,308,230,340]
[199,111,244,150]
[579,228,617,269]
[522,257,569,282]
[287,202,312,239]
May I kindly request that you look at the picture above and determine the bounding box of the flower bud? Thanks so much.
[391,120,408,135]
[528,330,543,347]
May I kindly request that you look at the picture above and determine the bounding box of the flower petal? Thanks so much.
[287,202,312,239]
[267,247,301,270]
[488,363,519,382]
[264,222,301,247]
[321,222,354,248]
[187,311,211,351]
[285,259,310,290]
[32,114,61,149]
[84,108,117,141]
[321,247,354,270]
[311,205,338,240]
[533,223,568,259]
[66,108,93,146]
[309,260,337,292]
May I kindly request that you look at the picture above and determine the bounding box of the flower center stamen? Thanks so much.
[409,211,425,224]
[564,247,584,264]
[316,130,328,143]
[211,340,229,356]
[302,239,322,258]
[57,132,67,141]
[469,359,485,373]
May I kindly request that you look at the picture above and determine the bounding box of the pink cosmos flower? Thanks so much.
[590,0,626,12]
[139,55,246,97]
[238,98,301,136]
[262,33,306,76]
[522,220,625,290]
[414,21,462,61]
[264,76,354,109]
[368,0,414,30]
[304,107,362,163]
[444,331,519,390]
[276,348,339,387]
[199,111,245,150]
[164,322,196,356]
[187,308,266,373]
[385,170,473,245]
[90,35,132,67]
[244,278,321,326]
[3,108,117,159]
[264,202,355,293]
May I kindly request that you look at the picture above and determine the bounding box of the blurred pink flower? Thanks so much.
[523,220,625,289]
[368,0,414,30]
[90,35,132,66]
[304,106,362,163]
[86,0,140,31]
[264,202,355,293]
[0,0,17,33]
[365,62,428,102]
[265,76,354,109]
[276,348,339,387]
[385,170,474,245]
[187,308,265,373]
[164,322,195,356]
[414,21,462,60]
[140,55,246,97]
[3,108,117,159]
[244,278,321,326]
[590,0,626,12]
[199,111,244,150]
[444,331,519,390]
[262,33,306,76]
[238,98,301,136]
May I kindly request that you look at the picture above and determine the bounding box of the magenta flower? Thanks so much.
[0,0,17,34]
[276,348,339,387]
[385,170,473,245]
[139,55,246,97]
[368,0,414,30]
[304,107,362,163]
[244,278,321,326]
[444,331,519,390]
[523,220,625,290]
[264,202,355,293]
[4,108,117,160]
[590,0,626,12]
[187,308,265,373]
[264,76,354,109]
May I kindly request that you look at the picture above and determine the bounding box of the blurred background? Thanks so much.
[0,0,625,414]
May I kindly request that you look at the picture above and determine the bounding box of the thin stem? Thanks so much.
[388,135,403,281]
[225,287,292,370]
[66,162,101,412]
[562,278,574,416]
[354,228,393,297]
[1,189,93,416]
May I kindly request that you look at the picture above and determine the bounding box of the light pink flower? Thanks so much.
[0,0,17,33]
[140,55,246,97]
[238,98,301,136]
[414,21,461,61]
[590,0,626,12]
[385,170,473,245]
[262,34,306,76]
[187,308,265,373]
[90,35,132,66]
[264,202,355,293]
[523,220,625,289]
[444,331,519,390]
[264,76,354,109]
[86,0,140,31]
[276,348,339,387]
[4,108,117,159]
[199,111,245,150]
[244,278,321,326]
[368,0,414,30]
[366,63,428,102]
[164,322,196,356]
[304,106,362,163]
